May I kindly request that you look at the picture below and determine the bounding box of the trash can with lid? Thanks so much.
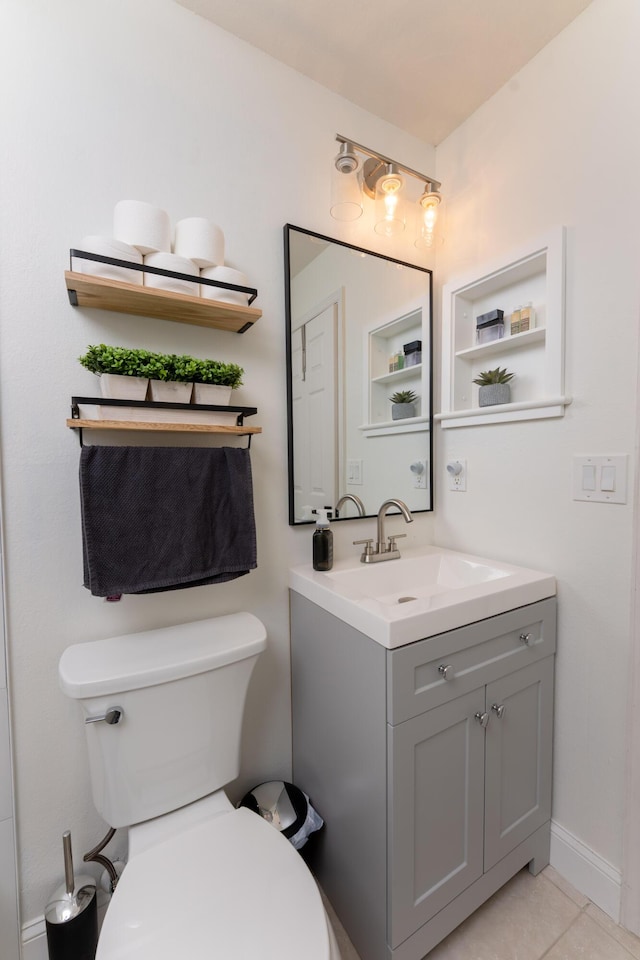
[238,780,324,850]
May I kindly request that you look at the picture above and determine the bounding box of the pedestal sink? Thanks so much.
[289,545,555,648]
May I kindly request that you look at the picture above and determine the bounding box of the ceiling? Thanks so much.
[176,0,593,145]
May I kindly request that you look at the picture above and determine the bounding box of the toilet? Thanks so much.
[58,613,341,960]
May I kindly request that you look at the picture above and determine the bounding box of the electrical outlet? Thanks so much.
[447,459,467,491]
[411,459,428,489]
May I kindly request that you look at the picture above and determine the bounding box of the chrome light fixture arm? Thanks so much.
[335,133,441,193]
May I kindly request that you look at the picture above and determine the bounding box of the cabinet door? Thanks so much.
[388,689,485,948]
[484,657,554,871]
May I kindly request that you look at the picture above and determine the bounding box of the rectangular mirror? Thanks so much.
[284,224,433,524]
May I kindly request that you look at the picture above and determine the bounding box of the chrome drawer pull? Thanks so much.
[474,711,489,728]
[491,703,506,719]
[519,632,534,646]
[438,664,454,681]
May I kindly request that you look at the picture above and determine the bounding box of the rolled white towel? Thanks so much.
[74,236,143,284]
[114,200,171,255]
[174,217,224,268]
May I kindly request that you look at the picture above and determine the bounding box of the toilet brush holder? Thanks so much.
[45,831,98,960]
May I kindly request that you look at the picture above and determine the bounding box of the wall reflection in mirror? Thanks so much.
[284,225,433,525]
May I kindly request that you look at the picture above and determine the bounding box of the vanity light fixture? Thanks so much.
[331,134,442,247]
[330,141,364,221]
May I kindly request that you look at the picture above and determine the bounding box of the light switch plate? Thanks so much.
[347,459,363,485]
[572,455,628,503]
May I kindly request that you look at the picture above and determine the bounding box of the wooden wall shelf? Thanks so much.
[65,270,262,334]
[67,397,261,445]
[66,417,262,436]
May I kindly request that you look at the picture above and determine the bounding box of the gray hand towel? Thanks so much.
[79,446,257,596]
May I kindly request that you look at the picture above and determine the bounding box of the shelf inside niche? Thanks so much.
[368,305,425,425]
[359,415,430,438]
[456,327,545,361]
[371,363,422,386]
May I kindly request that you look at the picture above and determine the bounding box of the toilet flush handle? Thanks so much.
[85,707,123,726]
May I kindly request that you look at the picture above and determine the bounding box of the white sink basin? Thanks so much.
[289,545,555,648]
[324,553,510,603]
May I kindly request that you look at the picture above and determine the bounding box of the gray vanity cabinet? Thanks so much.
[290,592,556,960]
[388,689,485,944]
[388,657,554,950]
[483,658,554,868]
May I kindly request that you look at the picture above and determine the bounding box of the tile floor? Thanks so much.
[323,866,640,960]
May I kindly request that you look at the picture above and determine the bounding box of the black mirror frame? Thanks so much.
[284,223,434,526]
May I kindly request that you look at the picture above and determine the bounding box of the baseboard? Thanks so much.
[21,917,47,960]
[22,901,108,960]
[550,819,621,921]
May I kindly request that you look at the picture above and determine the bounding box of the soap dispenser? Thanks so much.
[312,508,333,571]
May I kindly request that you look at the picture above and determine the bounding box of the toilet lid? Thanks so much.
[97,807,332,960]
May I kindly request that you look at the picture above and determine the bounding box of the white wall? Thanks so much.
[0,0,436,936]
[434,0,640,916]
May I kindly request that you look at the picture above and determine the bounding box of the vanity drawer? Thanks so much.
[387,598,556,725]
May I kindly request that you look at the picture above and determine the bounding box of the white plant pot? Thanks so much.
[192,383,233,406]
[100,373,149,401]
[148,380,193,404]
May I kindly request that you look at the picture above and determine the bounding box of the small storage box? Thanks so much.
[476,310,504,344]
[403,340,422,366]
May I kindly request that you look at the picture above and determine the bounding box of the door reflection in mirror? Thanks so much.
[284,225,433,525]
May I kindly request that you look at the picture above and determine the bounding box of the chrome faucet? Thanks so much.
[354,498,413,563]
[336,494,366,518]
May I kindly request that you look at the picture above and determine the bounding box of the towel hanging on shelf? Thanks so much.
[79,445,257,597]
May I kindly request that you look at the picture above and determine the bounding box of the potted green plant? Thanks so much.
[78,344,151,400]
[144,353,192,404]
[473,367,514,406]
[187,358,244,405]
[390,389,418,420]
[79,346,245,407]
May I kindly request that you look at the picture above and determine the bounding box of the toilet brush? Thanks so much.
[45,831,98,960]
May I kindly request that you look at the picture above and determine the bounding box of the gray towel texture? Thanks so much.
[80,446,257,596]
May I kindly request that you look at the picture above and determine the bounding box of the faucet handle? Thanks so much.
[387,534,407,550]
[353,538,375,557]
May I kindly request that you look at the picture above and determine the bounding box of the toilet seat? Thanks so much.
[97,801,336,960]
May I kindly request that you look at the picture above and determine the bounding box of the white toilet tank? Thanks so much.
[58,613,266,828]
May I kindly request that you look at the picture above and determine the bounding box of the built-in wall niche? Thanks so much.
[438,226,569,428]
[362,305,430,438]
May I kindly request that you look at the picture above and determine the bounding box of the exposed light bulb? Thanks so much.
[415,188,441,249]
[384,190,398,219]
[374,165,405,237]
